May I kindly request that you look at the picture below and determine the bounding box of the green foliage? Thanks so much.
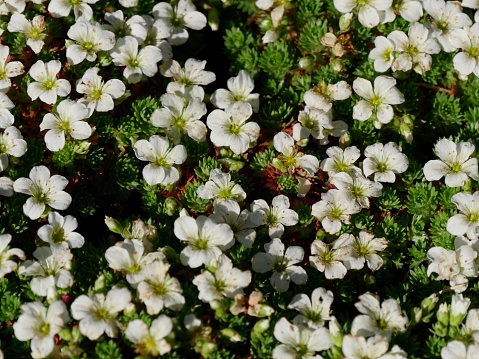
[429,211,455,250]
[114,156,140,190]
[406,182,438,218]
[376,188,402,212]
[432,92,463,129]
[181,181,211,213]
[259,41,296,80]
[94,340,122,359]
[195,157,222,181]
[298,19,328,54]
[251,149,276,175]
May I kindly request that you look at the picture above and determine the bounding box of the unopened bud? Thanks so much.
[339,13,353,33]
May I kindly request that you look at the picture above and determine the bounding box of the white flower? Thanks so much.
[136,259,185,315]
[160,58,216,98]
[342,335,407,359]
[273,317,333,359]
[151,93,207,144]
[321,146,362,176]
[333,0,393,28]
[273,131,320,176]
[193,254,251,302]
[211,70,260,112]
[0,93,14,128]
[105,239,164,286]
[110,36,163,84]
[210,199,257,248]
[451,24,479,76]
[13,301,70,359]
[252,238,307,292]
[369,36,395,72]
[447,192,479,239]
[0,0,26,15]
[427,241,478,292]
[0,176,13,197]
[292,107,334,142]
[133,135,186,186]
[38,212,84,249]
[288,287,334,329]
[353,76,405,125]
[197,168,247,204]
[19,246,73,297]
[249,195,299,239]
[387,0,423,22]
[48,0,98,21]
[207,102,260,155]
[311,189,361,234]
[142,15,174,58]
[174,215,234,268]
[71,286,132,340]
[388,22,441,74]
[330,172,383,209]
[0,233,25,278]
[424,139,479,187]
[103,10,148,45]
[441,341,479,359]
[0,126,27,172]
[125,316,173,357]
[66,21,115,66]
[76,67,126,116]
[13,165,72,220]
[27,60,71,105]
[309,236,352,279]
[351,292,409,339]
[39,100,91,152]
[423,0,472,52]
[7,14,47,54]
[0,44,23,92]
[363,142,409,183]
[304,81,352,112]
[344,231,388,271]
[152,0,207,46]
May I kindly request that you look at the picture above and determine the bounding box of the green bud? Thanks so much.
[58,328,72,341]
[253,319,270,334]
[218,158,245,171]
[257,304,275,318]
[201,342,217,358]
[339,13,353,33]
[104,216,124,234]
[421,293,439,313]
[329,316,343,347]
[94,274,105,292]
[123,302,136,317]
[221,328,243,342]
[72,326,82,342]
[208,7,220,31]
[330,58,343,72]
[299,56,313,69]
[339,132,351,148]
[436,302,449,327]
[316,229,326,240]
[73,140,90,154]
[164,197,178,216]
[161,246,179,263]
[413,307,423,324]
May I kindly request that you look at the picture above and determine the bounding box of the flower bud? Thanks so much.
[299,56,313,69]
[94,274,105,292]
[339,13,353,33]
[253,319,270,334]
[208,7,220,31]
[339,132,351,148]
[123,302,136,317]
[221,328,243,342]
[450,294,470,327]
[164,197,178,216]
[104,216,123,234]
[329,316,343,347]
[421,293,439,313]
[437,302,449,326]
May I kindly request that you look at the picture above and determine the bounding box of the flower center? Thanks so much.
[435,20,449,32]
[466,212,479,223]
[195,238,209,250]
[51,225,66,244]
[376,161,388,173]
[82,41,96,53]
[91,88,103,100]
[43,78,57,91]
[450,162,462,173]
[382,48,393,62]
[228,121,242,136]
[370,95,382,108]
[329,206,343,220]
[273,257,288,272]
[39,322,50,335]
[128,58,140,69]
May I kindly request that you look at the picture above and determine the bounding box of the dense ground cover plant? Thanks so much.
[2,0,479,357]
